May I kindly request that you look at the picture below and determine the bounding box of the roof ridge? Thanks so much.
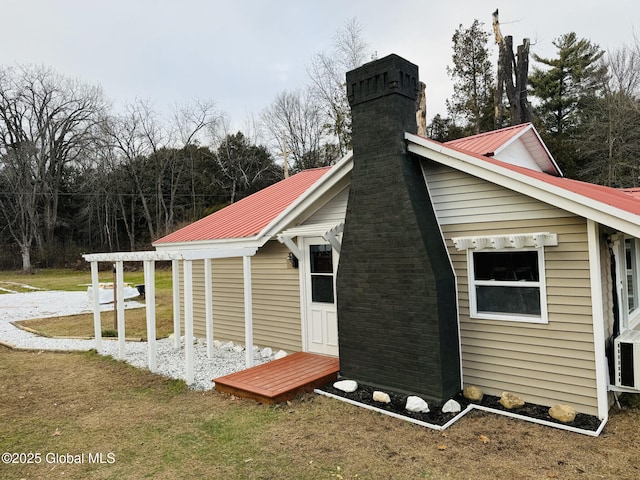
[445,123,531,144]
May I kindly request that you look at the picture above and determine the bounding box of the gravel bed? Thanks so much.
[0,290,270,390]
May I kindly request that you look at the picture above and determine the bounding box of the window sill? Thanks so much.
[471,312,548,324]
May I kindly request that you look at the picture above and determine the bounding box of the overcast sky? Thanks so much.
[2,0,638,131]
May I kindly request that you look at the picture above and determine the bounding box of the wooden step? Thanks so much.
[214,352,339,404]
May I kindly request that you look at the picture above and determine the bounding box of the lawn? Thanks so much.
[3,269,640,478]
[2,347,640,479]
[2,267,175,339]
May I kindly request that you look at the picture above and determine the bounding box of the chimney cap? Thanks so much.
[346,54,419,106]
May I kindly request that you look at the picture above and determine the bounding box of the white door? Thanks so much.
[303,237,339,356]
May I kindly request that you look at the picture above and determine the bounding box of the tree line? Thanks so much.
[2,15,639,272]
[434,15,640,188]
[0,20,370,272]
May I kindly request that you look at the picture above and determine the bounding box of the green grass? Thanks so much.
[0,266,174,293]
[4,267,176,339]
[4,347,640,479]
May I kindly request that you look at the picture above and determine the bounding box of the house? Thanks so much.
[153,159,352,357]
[83,54,640,425]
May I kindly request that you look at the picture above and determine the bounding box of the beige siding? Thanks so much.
[178,241,302,353]
[425,163,571,224]
[302,185,349,226]
[424,160,599,415]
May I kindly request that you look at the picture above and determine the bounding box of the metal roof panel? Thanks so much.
[154,167,331,244]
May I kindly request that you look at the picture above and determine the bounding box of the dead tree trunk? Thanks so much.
[516,39,532,123]
[494,40,505,129]
[492,10,532,126]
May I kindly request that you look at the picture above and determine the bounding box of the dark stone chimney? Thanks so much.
[336,54,461,403]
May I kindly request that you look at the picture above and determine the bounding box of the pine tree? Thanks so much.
[529,32,606,177]
[446,20,495,136]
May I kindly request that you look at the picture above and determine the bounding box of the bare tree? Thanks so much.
[214,130,281,204]
[171,99,222,220]
[580,43,640,187]
[306,18,371,156]
[103,98,222,243]
[102,99,162,242]
[0,64,107,272]
[260,89,329,172]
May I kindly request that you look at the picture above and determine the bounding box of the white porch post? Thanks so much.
[204,258,214,359]
[115,261,126,360]
[144,259,157,372]
[90,261,102,352]
[172,259,181,348]
[243,255,254,368]
[183,259,195,385]
[588,219,609,421]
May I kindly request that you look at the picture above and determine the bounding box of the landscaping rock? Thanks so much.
[406,396,430,413]
[549,404,576,423]
[372,391,391,403]
[442,399,461,413]
[274,350,288,360]
[260,347,273,358]
[333,380,358,393]
[232,344,244,353]
[499,392,525,409]
[463,385,484,402]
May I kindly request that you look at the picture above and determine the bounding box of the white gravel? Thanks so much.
[0,290,271,390]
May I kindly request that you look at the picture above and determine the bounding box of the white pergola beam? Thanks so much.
[82,251,175,262]
[83,246,259,385]
[82,247,257,263]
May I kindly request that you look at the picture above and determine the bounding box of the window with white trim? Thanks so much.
[626,238,639,315]
[619,236,640,329]
[468,248,548,323]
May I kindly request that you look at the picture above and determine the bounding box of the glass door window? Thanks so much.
[310,244,334,303]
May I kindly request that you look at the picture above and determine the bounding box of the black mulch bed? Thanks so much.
[317,382,602,432]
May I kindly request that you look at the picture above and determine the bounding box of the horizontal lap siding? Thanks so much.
[424,161,598,415]
[179,241,302,353]
[251,241,302,352]
[303,185,349,225]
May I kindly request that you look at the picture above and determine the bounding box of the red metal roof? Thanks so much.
[445,123,530,156]
[417,133,640,217]
[460,145,640,217]
[155,167,331,244]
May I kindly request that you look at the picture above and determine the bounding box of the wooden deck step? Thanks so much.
[213,352,339,404]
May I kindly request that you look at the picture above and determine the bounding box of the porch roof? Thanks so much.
[153,167,331,244]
